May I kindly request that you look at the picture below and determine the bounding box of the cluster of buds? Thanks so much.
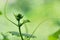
[14,13,30,27]
[14,14,23,21]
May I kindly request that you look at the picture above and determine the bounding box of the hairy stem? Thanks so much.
[19,27,24,40]
[18,21,24,40]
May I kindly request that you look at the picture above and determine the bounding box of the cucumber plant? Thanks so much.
[0,0,48,40]
[1,0,37,40]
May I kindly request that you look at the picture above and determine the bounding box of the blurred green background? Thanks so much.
[0,0,60,40]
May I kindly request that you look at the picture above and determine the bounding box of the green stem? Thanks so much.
[19,27,24,40]
[18,21,24,40]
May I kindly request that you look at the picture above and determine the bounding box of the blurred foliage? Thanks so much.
[0,0,60,40]
[48,30,60,40]
[0,11,2,15]
[54,20,60,26]
[52,18,60,26]
[8,0,31,13]
[52,30,60,38]
[0,31,36,40]
[18,0,31,13]
[1,33,9,40]
[48,36,57,40]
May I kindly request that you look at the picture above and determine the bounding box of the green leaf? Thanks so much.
[9,31,36,38]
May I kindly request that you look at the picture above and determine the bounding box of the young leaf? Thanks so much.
[9,31,20,37]
[9,31,36,38]
[23,20,30,23]
[19,20,30,27]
